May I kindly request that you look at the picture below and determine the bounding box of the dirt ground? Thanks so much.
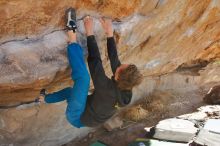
[64,90,206,146]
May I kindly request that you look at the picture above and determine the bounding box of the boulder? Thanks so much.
[0,0,220,145]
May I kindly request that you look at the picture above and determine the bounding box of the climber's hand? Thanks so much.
[83,16,94,36]
[99,18,113,37]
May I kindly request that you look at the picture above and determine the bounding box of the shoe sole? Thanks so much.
[65,7,76,27]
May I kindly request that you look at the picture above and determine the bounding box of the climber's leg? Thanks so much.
[37,8,78,104]
[44,87,72,103]
[64,39,90,128]
[67,30,77,43]
[38,8,90,128]
[65,75,90,128]
[64,8,90,128]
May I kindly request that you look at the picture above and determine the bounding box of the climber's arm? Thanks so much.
[100,18,121,75]
[107,37,121,74]
[87,35,109,88]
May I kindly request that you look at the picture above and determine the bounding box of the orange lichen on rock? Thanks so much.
[0,0,141,40]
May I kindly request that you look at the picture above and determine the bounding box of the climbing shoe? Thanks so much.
[40,89,46,97]
[35,89,47,103]
[65,7,77,32]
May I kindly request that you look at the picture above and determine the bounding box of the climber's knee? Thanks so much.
[65,111,84,128]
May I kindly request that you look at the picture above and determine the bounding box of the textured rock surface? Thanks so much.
[0,103,91,146]
[0,0,220,146]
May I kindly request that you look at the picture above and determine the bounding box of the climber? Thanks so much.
[38,8,90,128]
[79,16,143,127]
[38,8,143,128]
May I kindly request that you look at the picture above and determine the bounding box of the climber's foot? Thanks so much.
[35,89,46,103]
[65,7,77,32]
[83,16,94,36]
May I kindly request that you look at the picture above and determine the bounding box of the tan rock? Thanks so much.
[0,0,220,145]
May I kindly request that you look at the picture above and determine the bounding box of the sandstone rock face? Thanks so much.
[0,103,91,146]
[0,0,220,146]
